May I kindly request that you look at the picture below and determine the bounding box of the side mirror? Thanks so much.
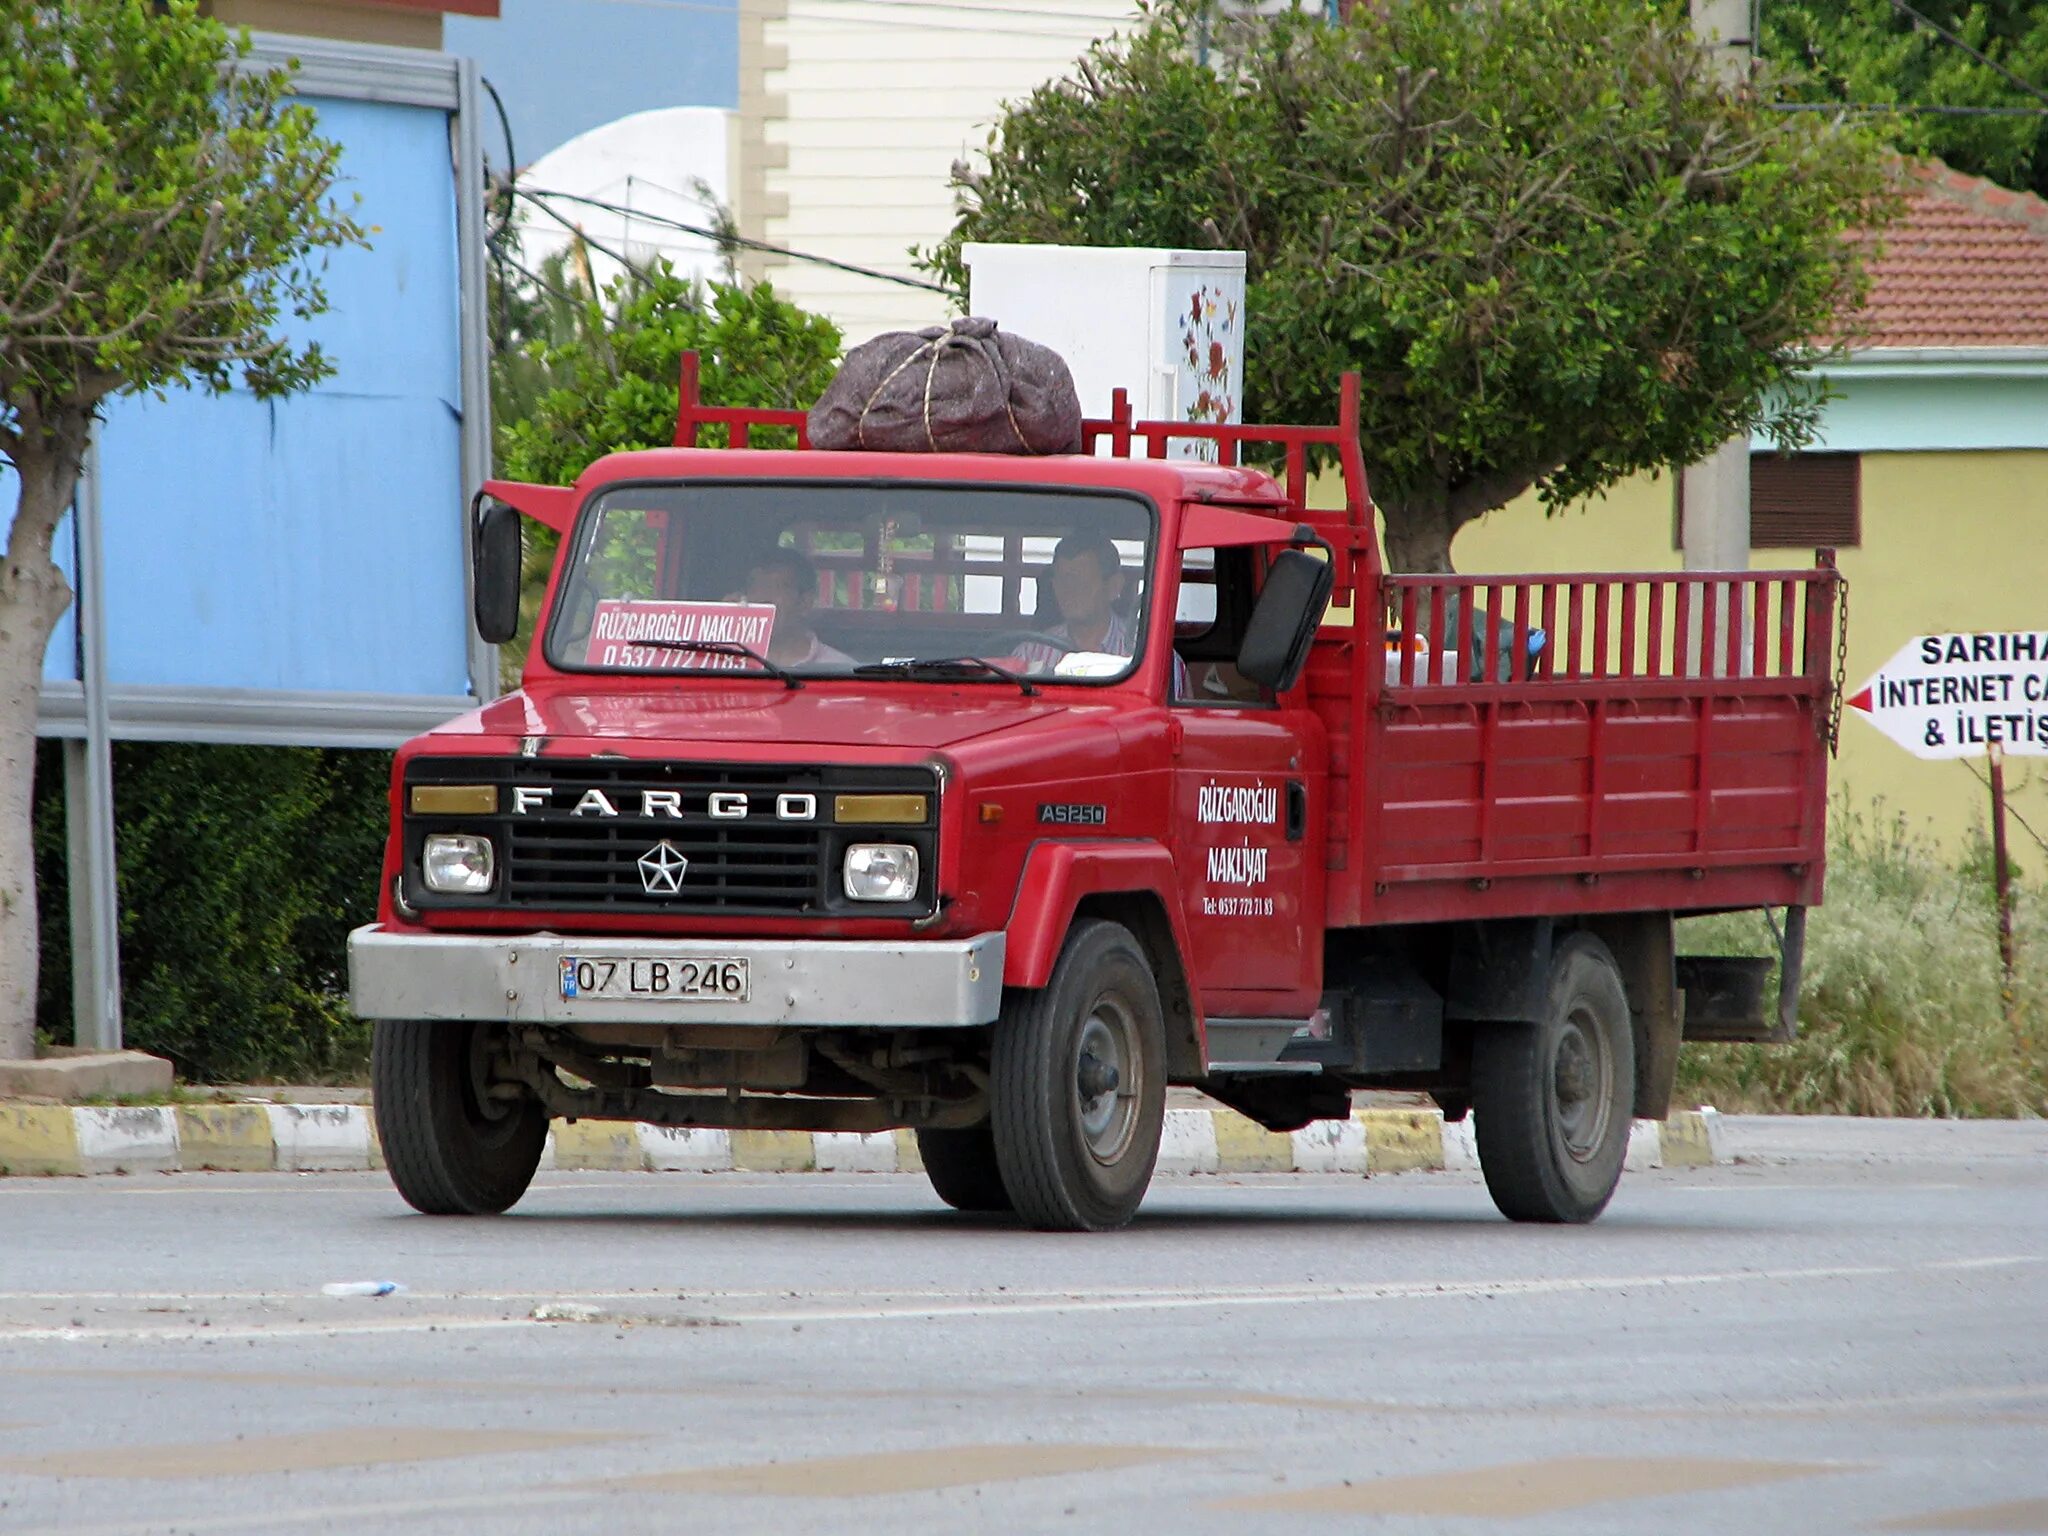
[473,498,522,645]
[1237,548,1334,693]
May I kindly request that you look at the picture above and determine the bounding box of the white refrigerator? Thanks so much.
[962,243,1247,460]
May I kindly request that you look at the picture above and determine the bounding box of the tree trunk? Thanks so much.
[0,418,85,1062]
[1377,498,1459,575]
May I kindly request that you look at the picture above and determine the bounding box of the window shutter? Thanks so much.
[1672,453,1862,550]
[1749,453,1860,548]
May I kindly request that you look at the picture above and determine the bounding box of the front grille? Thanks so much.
[404,758,937,916]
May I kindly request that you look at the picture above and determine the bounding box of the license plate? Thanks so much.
[557,956,749,1002]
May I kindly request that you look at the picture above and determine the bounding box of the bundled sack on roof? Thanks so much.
[808,316,1083,454]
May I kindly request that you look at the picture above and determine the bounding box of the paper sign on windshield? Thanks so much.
[589,600,776,671]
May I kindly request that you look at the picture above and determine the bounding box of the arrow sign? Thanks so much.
[1846,631,2048,759]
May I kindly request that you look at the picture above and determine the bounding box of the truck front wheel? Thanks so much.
[1471,932,1635,1224]
[372,1020,547,1215]
[914,1126,1013,1213]
[990,919,1166,1232]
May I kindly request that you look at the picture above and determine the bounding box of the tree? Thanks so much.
[923,0,1899,573]
[492,256,842,678]
[0,1,364,1061]
[1762,1,2048,199]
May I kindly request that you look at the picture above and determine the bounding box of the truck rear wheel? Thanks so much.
[914,1126,1013,1213]
[990,919,1166,1232]
[1471,932,1634,1224]
[373,1020,547,1215]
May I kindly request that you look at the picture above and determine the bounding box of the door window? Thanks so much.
[1174,546,1270,706]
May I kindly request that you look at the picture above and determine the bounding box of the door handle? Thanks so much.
[1286,780,1307,842]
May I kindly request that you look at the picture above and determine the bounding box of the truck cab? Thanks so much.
[351,366,1840,1231]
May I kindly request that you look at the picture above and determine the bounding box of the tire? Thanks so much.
[915,1126,1014,1213]
[990,919,1167,1232]
[1471,932,1635,1224]
[372,1020,547,1215]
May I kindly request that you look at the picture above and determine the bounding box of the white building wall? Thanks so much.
[755,1,1142,345]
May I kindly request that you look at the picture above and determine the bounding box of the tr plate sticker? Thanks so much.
[1038,802,1108,826]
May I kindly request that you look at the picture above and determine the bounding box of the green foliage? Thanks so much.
[490,258,842,678]
[0,0,366,425]
[495,263,843,485]
[1676,802,2046,1117]
[33,742,389,1083]
[1761,1,2048,199]
[925,0,1899,570]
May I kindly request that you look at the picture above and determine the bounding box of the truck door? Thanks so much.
[1169,544,1323,1011]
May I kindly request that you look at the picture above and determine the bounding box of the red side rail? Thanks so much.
[673,351,812,449]
[1078,376,1372,531]
[1314,553,1842,926]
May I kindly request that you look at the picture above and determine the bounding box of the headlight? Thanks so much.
[422,833,495,894]
[843,843,919,902]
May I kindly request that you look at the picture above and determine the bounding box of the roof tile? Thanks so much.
[1840,162,2048,350]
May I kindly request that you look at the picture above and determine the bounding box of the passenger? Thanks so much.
[743,547,854,669]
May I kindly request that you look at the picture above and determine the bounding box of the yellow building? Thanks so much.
[1456,164,2048,856]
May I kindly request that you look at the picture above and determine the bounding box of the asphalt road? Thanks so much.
[1,1117,2044,1536]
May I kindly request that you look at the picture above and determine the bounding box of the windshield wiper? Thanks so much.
[852,656,1037,696]
[634,638,803,690]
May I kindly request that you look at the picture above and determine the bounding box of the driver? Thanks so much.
[743,547,853,669]
[1012,531,1186,692]
[1011,531,1134,670]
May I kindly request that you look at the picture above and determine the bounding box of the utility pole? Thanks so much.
[1683,0,1754,670]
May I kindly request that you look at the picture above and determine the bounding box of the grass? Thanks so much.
[65,1085,227,1108]
[1676,802,2046,1118]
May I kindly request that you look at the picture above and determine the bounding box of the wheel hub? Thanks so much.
[1551,1013,1613,1164]
[1077,1051,1121,1101]
[1074,1004,1139,1166]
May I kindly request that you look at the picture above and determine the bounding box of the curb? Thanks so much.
[0,1103,1723,1179]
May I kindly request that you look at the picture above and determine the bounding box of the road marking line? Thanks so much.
[3,1256,2035,1342]
[0,1316,543,1343]
[703,1256,2046,1324]
[1660,1181,1968,1193]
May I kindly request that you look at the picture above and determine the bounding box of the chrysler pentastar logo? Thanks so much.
[637,840,689,895]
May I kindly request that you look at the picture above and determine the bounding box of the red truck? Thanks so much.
[350,361,1840,1231]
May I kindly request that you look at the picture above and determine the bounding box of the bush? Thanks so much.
[1676,802,2046,1117]
[34,741,388,1083]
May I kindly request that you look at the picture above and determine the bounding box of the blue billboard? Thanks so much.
[36,38,490,747]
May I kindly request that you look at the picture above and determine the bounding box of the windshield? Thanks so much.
[544,483,1157,683]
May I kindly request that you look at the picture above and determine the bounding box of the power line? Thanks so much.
[497,248,603,315]
[513,185,678,292]
[515,183,960,297]
[1881,0,2048,112]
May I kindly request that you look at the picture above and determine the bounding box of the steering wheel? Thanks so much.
[988,629,1074,655]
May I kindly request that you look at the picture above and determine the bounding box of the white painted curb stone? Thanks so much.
[638,1125,734,1172]
[1290,1116,1369,1174]
[74,1106,179,1174]
[814,1130,899,1173]
[1157,1107,1221,1173]
[263,1104,371,1171]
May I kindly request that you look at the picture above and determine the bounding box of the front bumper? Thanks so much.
[346,926,1005,1028]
